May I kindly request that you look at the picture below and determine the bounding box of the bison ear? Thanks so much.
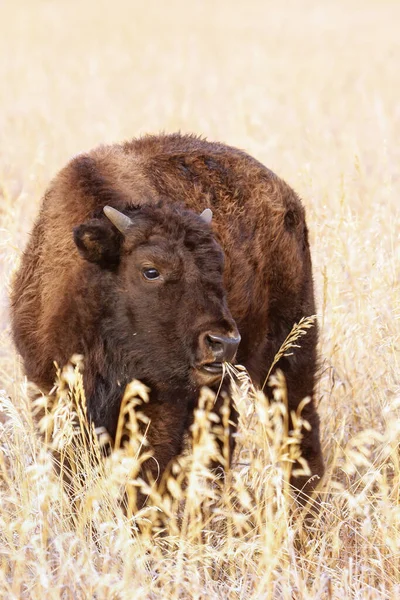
[73,219,122,268]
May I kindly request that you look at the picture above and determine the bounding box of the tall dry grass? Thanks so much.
[0,0,399,598]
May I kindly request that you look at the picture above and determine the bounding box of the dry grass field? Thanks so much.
[1,0,399,598]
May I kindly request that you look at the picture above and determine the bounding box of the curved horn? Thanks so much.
[103,205,133,234]
[200,208,213,224]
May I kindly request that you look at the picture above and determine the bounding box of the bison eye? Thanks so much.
[142,267,161,281]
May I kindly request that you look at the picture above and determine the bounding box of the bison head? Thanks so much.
[73,201,240,391]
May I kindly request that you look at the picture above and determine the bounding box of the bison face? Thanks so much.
[73,202,240,389]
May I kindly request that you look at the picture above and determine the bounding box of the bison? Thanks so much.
[11,133,324,500]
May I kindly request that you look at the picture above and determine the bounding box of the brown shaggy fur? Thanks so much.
[11,133,324,499]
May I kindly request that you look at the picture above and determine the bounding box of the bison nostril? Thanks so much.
[205,333,241,363]
[206,334,224,360]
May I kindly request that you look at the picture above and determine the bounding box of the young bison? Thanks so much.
[11,133,324,499]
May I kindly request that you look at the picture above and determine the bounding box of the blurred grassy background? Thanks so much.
[0,0,399,597]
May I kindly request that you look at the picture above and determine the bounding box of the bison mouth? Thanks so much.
[201,362,224,374]
[193,361,226,386]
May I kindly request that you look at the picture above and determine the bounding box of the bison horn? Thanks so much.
[200,208,213,224]
[103,205,133,234]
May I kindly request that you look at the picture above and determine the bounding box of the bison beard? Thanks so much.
[11,133,324,504]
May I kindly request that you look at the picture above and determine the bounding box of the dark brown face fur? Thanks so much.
[73,201,239,392]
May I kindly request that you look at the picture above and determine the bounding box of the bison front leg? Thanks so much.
[183,382,238,479]
[209,383,239,477]
[139,401,189,496]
